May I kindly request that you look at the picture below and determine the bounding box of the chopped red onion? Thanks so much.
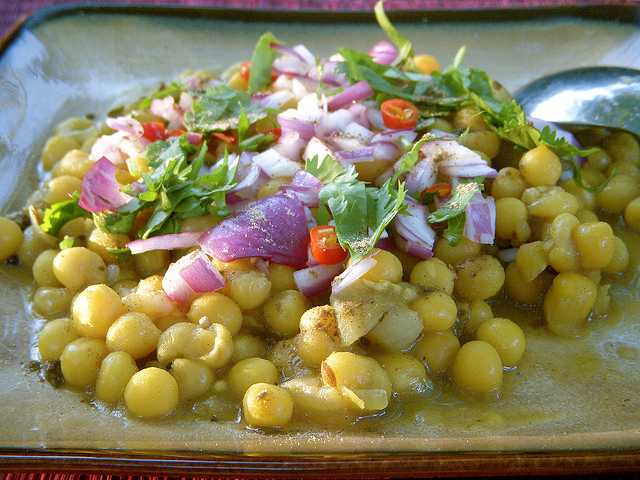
[320,60,349,87]
[423,141,497,178]
[393,198,435,260]
[369,40,398,65]
[90,131,147,165]
[79,157,131,213]
[327,81,374,111]
[295,262,345,298]
[373,142,400,162]
[187,132,203,145]
[344,122,374,143]
[272,43,316,66]
[106,116,143,137]
[371,129,418,144]
[256,90,295,109]
[274,131,307,162]
[150,96,183,130]
[162,250,225,304]
[199,194,309,267]
[316,109,354,138]
[303,137,335,164]
[367,108,385,130]
[464,193,496,245]
[307,245,319,266]
[253,148,302,178]
[127,231,203,254]
[375,237,395,251]
[331,254,378,296]
[273,54,311,77]
[179,92,193,113]
[280,170,322,207]
[405,158,437,194]
[296,93,324,122]
[348,103,370,128]
[277,114,315,140]
[335,148,375,163]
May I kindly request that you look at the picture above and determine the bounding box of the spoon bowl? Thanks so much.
[514,66,640,137]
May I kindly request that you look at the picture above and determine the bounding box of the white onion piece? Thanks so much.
[405,158,437,194]
[497,248,518,263]
[295,263,345,298]
[327,81,374,111]
[106,116,143,137]
[331,254,378,296]
[423,141,497,178]
[291,78,310,99]
[253,148,302,178]
[316,109,354,138]
[277,114,315,140]
[297,93,324,122]
[303,137,335,163]
[162,250,225,304]
[127,232,203,254]
[274,131,307,161]
[393,198,435,259]
[463,193,496,245]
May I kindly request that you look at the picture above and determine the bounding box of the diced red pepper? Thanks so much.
[142,121,167,141]
[309,226,348,265]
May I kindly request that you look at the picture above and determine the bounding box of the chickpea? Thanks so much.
[227,357,279,399]
[412,331,460,375]
[376,353,430,395]
[38,317,79,361]
[95,351,138,404]
[18,226,52,268]
[257,178,289,199]
[170,358,214,401]
[32,249,62,287]
[361,249,403,283]
[296,330,339,368]
[414,54,440,74]
[157,322,233,369]
[55,116,94,136]
[491,167,527,199]
[106,312,161,359]
[231,334,267,363]
[52,149,93,179]
[495,198,531,244]
[603,131,640,164]
[624,197,640,232]
[269,338,310,380]
[60,337,108,388]
[459,300,493,336]
[87,229,129,263]
[434,237,481,266]
[453,107,487,132]
[476,318,526,367]
[505,262,552,305]
[41,135,80,170]
[515,241,548,282]
[593,284,612,317]
[451,340,503,395]
[596,175,639,214]
[544,272,597,337]
[33,287,73,318]
[134,250,170,278]
[187,292,243,336]
[124,367,179,418]
[123,276,179,321]
[608,160,640,180]
[581,166,607,187]
[243,383,294,428]
[409,258,455,295]
[366,306,423,351]
[576,209,599,224]
[263,290,309,338]
[411,291,457,332]
[428,118,454,133]
[560,179,596,211]
[321,352,392,412]
[521,186,579,219]
[281,376,350,419]
[226,270,272,310]
[268,263,296,292]
[519,145,562,186]
[460,131,501,159]
[455,255,505,301]
[544,213,580,273]
[587,150,611,171]
[0,217,23,261]
[572,222,615,269]
[53,247,106,291]
[604,237,629,274]
[155,313,188,332]
[71,284,127,338]
[43,176,82,205]
[58,217,94,240]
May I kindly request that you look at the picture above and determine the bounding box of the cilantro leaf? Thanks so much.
[248,32,280,94]
[305,154,357,184]
[428,182,480,224]
[442,213,466,246]
[374,0,413,65]
[40,193,89,236]
[391,134,434,184]
[58,236,75,250]
[132,82,183,112]
[184,84,266,132]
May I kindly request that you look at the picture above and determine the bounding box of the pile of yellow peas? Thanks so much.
[1,99,638,429]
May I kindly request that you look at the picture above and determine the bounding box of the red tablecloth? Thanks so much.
[1,0,638,39]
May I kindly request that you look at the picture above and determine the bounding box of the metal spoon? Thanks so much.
[514,66,640,137]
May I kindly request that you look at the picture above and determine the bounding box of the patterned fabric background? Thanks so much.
[1,0,638,39]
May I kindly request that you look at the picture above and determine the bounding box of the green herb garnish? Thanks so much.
[40,193,89,236]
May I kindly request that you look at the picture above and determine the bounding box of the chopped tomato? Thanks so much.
[423,183,452,198]
[142,121,166,141]
[380,99,420,130]
[212,132,237,144]
[166,129,186,138]
[240,61,278,83]
[267,127,282,141]
[309,226,348,265]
